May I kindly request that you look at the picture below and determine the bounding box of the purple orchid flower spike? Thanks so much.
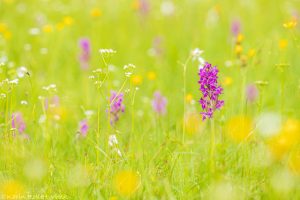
[109,91,125,125]
[246,84,259,103]
[78,38,91,70]
[198,62,224,120]
[231,19,241,37]
[12,112,26,133]
[152,91,167,115]
[79,119,89,137]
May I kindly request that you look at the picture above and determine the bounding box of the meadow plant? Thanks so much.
[108,91,125,125]
[78,38,91,70]
[198,62,224,120]
[151,91,167,115]
[78,119,88,137]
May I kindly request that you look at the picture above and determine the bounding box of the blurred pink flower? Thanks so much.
[12,112,26,133]
[152,91,167,115]
[78,38,91,70]
[109,91,125,125]
[246,84,259,103]
[231,19,241,36]
[79,119,89,137]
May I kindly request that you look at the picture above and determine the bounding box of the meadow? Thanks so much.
[0,0,300,199]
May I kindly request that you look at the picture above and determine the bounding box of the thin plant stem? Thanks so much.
[210,118,215,173]
[182,55,191,144]
[131,87,137,136]
[240,68,247,114]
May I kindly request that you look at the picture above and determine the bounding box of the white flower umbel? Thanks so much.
[42,84,57,92]
[99,49,116,55]
[9,79,19,85]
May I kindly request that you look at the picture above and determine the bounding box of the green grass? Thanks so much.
[0,0,300,199]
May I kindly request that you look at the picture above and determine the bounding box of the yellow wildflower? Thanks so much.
[90,8,102,17]
[3,31,11,40]
[283,20,297,29]
[248,49,256,58]
[235,45,243,55]
[222,76,233,86]
[43,24,53,33]
[114,170,141,196]
[0,180,24,197]
[236,33,244,43]
[279,39,288,50]
[185,93,193,103]
[63,16,74,26]
[0,23,7,33]
[213,4,221,14]
[56,22,65,31]
[132,0,140,10]
[289,148,300,175]
[268,119,300,160]
[226,116,252,142]
[147,71,156,80]
[131,75,143,86]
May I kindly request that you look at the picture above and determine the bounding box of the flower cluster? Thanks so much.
[109,91,125,125]
[79,38,91,70]
[198,62,224,120]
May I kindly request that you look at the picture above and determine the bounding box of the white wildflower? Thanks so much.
[93,68,103,74]
[161,1,175,16]
[191,48,203,58]
[125,72,132,77]
[108,134,118,146]
[99,49,116,54]
[29,27,40,35]
[20,100,28,105]
[39,115,47,124]
[17,66,28,78]
[225,60,233,67]
[0,55,8,66]
[9,79,19,85]
[191,48,205,69]
[84,110,94,118]
[123,64,136,70]
[42,84,57,91]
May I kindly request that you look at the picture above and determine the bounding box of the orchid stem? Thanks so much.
[210,118,215,173]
